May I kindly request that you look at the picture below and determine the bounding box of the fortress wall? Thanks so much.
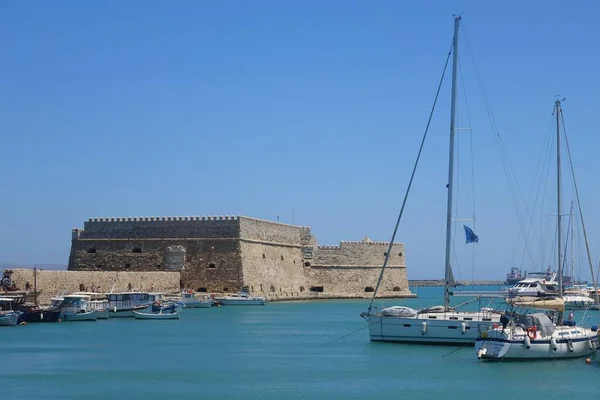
[69,239,244,292]
[239,241,309,298]
[313,241,405,267]
[79,215,241,239]
[304,266,411,297]
[238,217,313,246]
[8,269,181,305]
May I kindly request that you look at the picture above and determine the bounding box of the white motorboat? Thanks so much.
[476,310,598,360]
[506,275,560,298]
[59,294,98,321]
[563,288,595,310]
[134,303,181,320]
[0,298,21,326]
[73,292,109,319]
[215,290,266,306]
[175,291,214,308]
[360,16,501,345]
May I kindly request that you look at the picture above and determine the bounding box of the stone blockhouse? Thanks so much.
[68,215,413,299]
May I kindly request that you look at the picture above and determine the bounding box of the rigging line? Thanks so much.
[537,123,556,270]
[517,114,555,268]
[461,24,536,269]
[562,113,599,301]
[366,39,454,313]
[458,56,477,281]
[324,324,370,345]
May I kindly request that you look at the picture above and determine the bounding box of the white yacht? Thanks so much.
[563,287,595,310]
[476,309,597,360]
[506,274,559,298]
[359,16,501,345]
[176,291,214,308]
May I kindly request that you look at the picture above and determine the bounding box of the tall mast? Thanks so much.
[570,200,574,282]
[556,99,563,296]
[444,15,461,310]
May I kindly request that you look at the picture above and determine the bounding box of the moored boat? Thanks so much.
[59,294,98,321]
[106,291,152,317]
[215,289,266,306]
[0,298,21,326]
[133,302,181,320]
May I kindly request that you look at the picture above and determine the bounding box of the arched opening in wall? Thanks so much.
[393,286,401,291]
[197,287,208,292]
[399,252,403,257]
[208,263,216,269]
[299,286,305,292]
[125,263,131,269]
[128,283,132,290]
[364,287,375,293]
[132,248,142,253]
[304,261,311,267]
[293,260,296,264]
[79,283,85,291]
[87,248,96,254]
[262,253,266,259]
[270,285,275,292]
[156,265,161,269]
[97,265,103,269]
[310,286,324,292]
[281,255,284,261]
[223,288,229,292]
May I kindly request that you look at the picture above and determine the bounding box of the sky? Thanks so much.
[1,1,599,281]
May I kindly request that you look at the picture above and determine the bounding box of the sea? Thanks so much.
[2,285,599,400]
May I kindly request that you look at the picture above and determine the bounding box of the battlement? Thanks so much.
[87,215,241,222]
[317,239,404,250]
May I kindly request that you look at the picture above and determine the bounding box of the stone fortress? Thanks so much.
[64,215,414,300]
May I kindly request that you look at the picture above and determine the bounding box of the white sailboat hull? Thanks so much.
[361,311,500,345]
[476,327,598,360]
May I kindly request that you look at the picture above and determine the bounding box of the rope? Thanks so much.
[324,324,370,345]
[366,37,454,313]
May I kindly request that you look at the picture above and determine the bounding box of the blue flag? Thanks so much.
[464,225,479,244]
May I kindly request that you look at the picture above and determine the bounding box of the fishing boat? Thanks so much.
[133,302,181,320]
[475,99,598,361]
[0,298,21,326]
[359,16,502,345]
[59,294,98,321]
[215,289,266,306]
[106,291,152,317]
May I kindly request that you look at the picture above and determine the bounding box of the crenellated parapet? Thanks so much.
[313,237,405,268]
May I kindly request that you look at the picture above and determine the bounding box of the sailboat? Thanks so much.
[360,16,502,345]
[475,99,599,360]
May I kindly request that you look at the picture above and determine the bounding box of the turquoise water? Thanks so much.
[2,286,599,399]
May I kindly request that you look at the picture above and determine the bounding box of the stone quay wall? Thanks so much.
[8,269,181,305]
[67,215,414,300]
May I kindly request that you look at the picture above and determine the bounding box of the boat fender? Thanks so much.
[567,340,574,353]
[588,339,595,351]
[524,335,531,349]
[421,321,427,335]
[461,322,466,334]
[550,338,558,351]
[114,306,117,313]
[40,312,44,320]
[526,327,537,340]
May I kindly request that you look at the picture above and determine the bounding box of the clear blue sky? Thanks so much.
[1,1,599,280]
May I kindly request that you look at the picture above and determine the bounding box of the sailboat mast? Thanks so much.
[556,99,563,296]
[444,15,461,310]
[570,200,574,283]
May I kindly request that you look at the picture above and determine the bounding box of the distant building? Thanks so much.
[68,215,412,299]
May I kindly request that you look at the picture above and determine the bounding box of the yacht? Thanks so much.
[359,16,502,345]
[506,273,559,298]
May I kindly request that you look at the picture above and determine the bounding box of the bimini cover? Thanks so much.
[530,312,556,337]
[382,306,417,317]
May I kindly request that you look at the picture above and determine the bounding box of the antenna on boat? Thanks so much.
[443,15,461,311]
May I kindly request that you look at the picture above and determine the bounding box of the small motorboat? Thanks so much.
[215,289,266,306]
[0,298,22,326]
[133,302,181,320]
